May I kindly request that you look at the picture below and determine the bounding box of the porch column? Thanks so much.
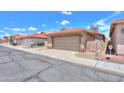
[80,35,86,52]
[47,36,53,48]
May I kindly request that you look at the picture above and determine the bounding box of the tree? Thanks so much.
[89,25,99,31]
[9,36,14,45]
[60,28,67,30]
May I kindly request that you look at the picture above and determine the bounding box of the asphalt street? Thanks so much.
[0,45,124,82]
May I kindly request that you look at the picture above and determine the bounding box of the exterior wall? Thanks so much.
[80,33,94,52]
[86,39,104,52]
[95,35,103,40]
[116,23,124,55]
[117,45,124,55]
[95,35,105,51]
[81,33,104,52]
[111,23,124,55]
[95,39,104,51]
[21,38,46,46]
[111,28,118,53]
[86,41,97,52]
[47,36,53,48]
[16,39,23,45]
[30,38,46,44]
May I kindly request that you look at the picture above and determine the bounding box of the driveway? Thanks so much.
[0,45,124,82]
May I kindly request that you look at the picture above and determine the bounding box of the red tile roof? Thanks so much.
[13,33,48,40]
[30,33,48,39]
[87,31,102,36]
[13,34,26,40]
[46,28,103,36]
[110,18,124,36]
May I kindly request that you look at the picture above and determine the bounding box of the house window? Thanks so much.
[121,28,124,33]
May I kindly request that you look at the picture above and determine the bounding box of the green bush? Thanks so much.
[31,42,45,47]
[37,42,45,46]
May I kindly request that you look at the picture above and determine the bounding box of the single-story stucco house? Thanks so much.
[0,36,9,44]
[110,18,124,55]
[0,38,8,44]
[47,28,105,52]
[12,34,26,45]
[22,33,48,46]
[12,32,48,46]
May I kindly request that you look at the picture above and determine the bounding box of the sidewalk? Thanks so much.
[1,44,124,77]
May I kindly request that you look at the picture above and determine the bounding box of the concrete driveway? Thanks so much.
[0,45,124,82]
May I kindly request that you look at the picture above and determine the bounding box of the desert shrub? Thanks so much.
[37,42,45,46]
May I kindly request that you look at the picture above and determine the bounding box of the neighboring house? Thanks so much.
[12,33,48,46]
[47,28,105,52]
[0,37,9,44]
[22,33,48,46]
[12,34,26,45]
[29,32,48,45]
[110,18,124,55]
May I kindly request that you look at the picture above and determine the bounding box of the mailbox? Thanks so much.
[109,45,113,50]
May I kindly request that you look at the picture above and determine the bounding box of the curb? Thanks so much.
[95,63,124,77]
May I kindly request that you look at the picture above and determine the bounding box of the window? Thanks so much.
[121,28,124,33]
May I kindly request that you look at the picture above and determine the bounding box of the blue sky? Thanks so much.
[0,11,123,38]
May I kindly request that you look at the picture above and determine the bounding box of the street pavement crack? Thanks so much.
[22,64,52,82]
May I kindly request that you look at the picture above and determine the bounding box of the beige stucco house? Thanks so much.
[11,34,26,45]
[47,28,105,52]
[21,33,48,46]
[110,18,124,55]
[0,37,9,44]
[12,33,48,46]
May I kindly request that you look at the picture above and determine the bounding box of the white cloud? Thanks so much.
[100,11,121,23]
[95,11,122,26]
[27,27,37,31]
[3,27,26,32]
[37,32,41,33]
[61,20,70,25]
[99,25,110,31]
[0,27,27,37]
[42,24,46,27]
[4,33,10,36]
[11,28,21,31]
[61,11,72,15]
[95,20,105,26]
[0,30,9,35]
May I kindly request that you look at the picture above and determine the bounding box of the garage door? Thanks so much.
[22,39,31,46]
[53,36,80,51]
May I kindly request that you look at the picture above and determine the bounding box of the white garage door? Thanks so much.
[22,39,31,46]
[53,36,80,51]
